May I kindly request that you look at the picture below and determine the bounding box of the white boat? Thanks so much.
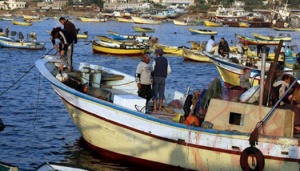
[215,2,250,19]
[35,55,300,171]
[173,19,188,26]
[35,162,94,171]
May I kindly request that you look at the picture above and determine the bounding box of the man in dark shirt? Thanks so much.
[151,48,171,112]
[59,17,77,71]
[51,27,74,72]
[218,37,230,57]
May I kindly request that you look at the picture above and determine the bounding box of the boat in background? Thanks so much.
[252,33,292,41]
[107,30,150,41]
[132,26,155,32]
[188,28,217,35]
[272,27,296,32]
[35,162,94,171]
[117,17,133,23]
[182,47,211,62]
[12,20,32,26]
[35,53,300,171]
[0,35,45,50]
[79,17,107,22]
[173,20,188,26]
[235,33,280,45]
[238,21,249,27]
[46,30,88,39]
[131,16,162,25]
[203,20,223,27]
[0,161,18,171]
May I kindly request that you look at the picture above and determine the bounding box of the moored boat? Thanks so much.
[117,17,133,23]
[182,47,211,62]
[131,16,162,25]
[203,20,223,27]
[35,54,300,171]
[173,19,188,26]
[235,33,280,45]
[79,17,107,22]
[0,35,45,50]
[188,28,218,35]
[132,26,155,33]
[107,30,150,41]
[252,33,292,42]
[153,43,184,56]
[92,40,150,56]
[272,27,296,32]
[35,162,94,171]
[12,20,32,26]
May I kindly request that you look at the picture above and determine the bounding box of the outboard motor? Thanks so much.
[18,32,24,40]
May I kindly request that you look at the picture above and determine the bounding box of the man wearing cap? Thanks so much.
[135,54,152,104]
[152,48,171,112]
[59,17,77,71]
[51,27,74,72]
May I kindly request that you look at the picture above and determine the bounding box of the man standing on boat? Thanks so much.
[152,48,171,112]
[205,35,219,57]
[59,17,77,71]
[136,54,152,105]
[51,27,74,72]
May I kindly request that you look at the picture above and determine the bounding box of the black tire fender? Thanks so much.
[240,146,265,171]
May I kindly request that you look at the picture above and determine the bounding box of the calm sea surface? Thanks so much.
[0,18,300,170]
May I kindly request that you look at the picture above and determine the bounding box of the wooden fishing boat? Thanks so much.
[117,17,133,23]
[203,20,223,27]
[252,33,292,42]
[238,21,249,27]
[35,162,94,171]
[92,40,150,56]
[0,161,18,171]
[153,43,184,56]
[35,54,300,171]
[132,26,155,33]
[0,35,45,50]
[182,47,211,62]
[79,17,107,22]
[12,20,32,26]
[107,30,150,41]
[188,28,218,35]
[272,27,296,32]
[131,16,162,25]
[235,33,280,45]
[97,35,148,46]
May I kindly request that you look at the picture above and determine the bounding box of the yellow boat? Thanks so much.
[203,20,223,27]
[12,20,32,26]
[131,16,162,25]
[132,26,155,33]
[153,43,184,56]
[182,47,211,62]
[188,28,217,35]
[117,17,133,23]
[92,40,150,56]
[238,22,249,28]
[252,33,292,42]
[97,35,147,46]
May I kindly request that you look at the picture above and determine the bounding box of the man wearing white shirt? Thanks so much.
[205,35,219,56]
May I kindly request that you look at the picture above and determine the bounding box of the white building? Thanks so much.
[0,0,26,10]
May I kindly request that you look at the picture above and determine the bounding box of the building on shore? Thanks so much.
[0,0,26,10]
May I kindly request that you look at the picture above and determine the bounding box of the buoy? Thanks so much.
[184,115,200,126]
[240,146,265,171]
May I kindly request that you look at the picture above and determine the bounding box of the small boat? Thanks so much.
[12,20,32,26]
[79,17,107,22]
[132,26,155,33]
[272,27,296,32]
[182,47,211,62]
[131,16,162,25]
[188,28,217,35]
[0,35,45,50]
[235,33,280,45]
[97,35,147,46]
[173,19,188,26]
[153,43,184,56]
[252,33,292,42]
[92,40,150,56]
[35,162,94,171]
[238,21,249,27]
[0,161,18,171]
[35,54,300,171]
[117,17,133,23]
[107,30,150,41]
[203,20,223,27]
